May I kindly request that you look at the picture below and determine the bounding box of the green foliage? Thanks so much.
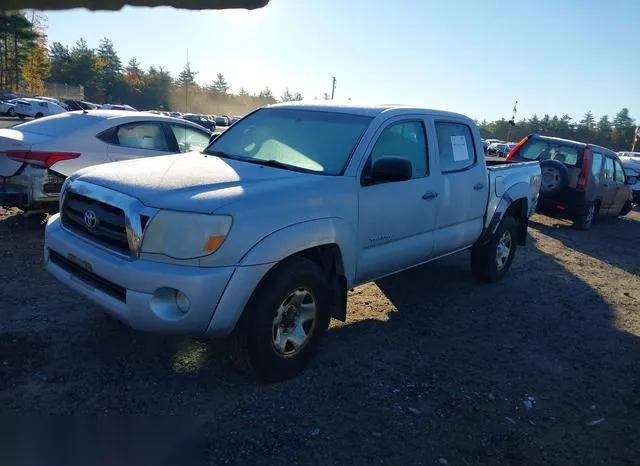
[0,11,39,91]
[479,109,636,151]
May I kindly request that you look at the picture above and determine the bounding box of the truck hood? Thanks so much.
[72,152,315,213]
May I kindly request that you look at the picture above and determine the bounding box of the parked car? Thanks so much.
[34,96,71,111]
[43,102,541,382]
[181,113,216,131]
[168,111,182,118]
[100,104,138,111]
[487,142,506,156]
[14,98,66,119]
[230,115,242,125]
[0,91,18,101]
[214,115,229,126]
[0,98,17,116]
[64,100,99,111]
[0,110,212,211]
[507,134,636,229]
[618,152,640,205]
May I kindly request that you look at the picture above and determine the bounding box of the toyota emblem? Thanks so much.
[84,209,98,229]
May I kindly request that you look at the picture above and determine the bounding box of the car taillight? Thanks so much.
[576,148,592,190]
[6,150,80,168]
[506,135,530,160]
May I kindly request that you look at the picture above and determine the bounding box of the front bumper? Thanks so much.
[44,214,274,337]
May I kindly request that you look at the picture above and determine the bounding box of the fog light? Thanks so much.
[176,291,190,313]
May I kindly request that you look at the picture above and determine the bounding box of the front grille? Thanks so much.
[49,249,126,302]
[61,192,129,254]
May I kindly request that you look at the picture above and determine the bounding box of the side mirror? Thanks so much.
[209,132,222,144]
[626,176,637,186]
[369,156,412,184]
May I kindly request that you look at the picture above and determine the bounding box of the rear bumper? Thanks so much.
[0,167,63,209]
[536,189,586,218]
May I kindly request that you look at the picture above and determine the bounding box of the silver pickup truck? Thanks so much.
[44,103,541,381]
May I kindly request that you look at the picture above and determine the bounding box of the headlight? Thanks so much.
[141,211,232,260]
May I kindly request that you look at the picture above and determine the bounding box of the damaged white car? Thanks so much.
[0,110,212,212]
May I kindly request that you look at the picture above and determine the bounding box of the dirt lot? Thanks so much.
[1,206,639,465]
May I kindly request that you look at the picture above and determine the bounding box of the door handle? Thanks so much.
[422,191,439,200]
[474,183,485,191]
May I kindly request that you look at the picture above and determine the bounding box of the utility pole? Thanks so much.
[331,76,336,100]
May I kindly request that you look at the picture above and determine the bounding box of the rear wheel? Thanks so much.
[229,256,330,383]
[7,107,15,116]
[34,112,43,119]
[471,215,518,283]
[18,114,25,120]
[574,201,597,230]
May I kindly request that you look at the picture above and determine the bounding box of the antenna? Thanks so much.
[185,49,189,112]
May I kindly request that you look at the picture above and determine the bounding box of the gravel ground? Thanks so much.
[1,206,639,465]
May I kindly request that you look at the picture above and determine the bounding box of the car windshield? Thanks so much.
[515,138,583,167]
[204,108,372,175]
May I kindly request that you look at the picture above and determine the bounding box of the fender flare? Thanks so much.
[239,217,357,286]
[476,182,531,246]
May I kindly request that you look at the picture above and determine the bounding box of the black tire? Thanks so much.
[229,256,330,383]
[7,107,15,117]
[573,201,597,230]
[18,114,25,120]
[471,215,518,283]
[35,112,43,119]
[539,160,569,196]
[619,201,633,217]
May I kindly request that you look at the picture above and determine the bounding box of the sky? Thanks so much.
[45,0,640,122]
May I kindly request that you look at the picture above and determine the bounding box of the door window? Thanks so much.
[614,160,626,183]
[368,121,428,179]
[591,152,603,177]
[435,122,476,172]
[604,157,615,180]
[170,124,211,152]
[115,123,169,151]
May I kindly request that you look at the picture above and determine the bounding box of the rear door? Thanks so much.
[601,156,617,214]
[431,119,488,257]
[102,121,174,162]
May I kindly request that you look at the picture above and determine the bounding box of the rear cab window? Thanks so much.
[434,122,476,172]
[513,138,583,168]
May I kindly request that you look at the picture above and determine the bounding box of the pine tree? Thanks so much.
[177,61,197,86]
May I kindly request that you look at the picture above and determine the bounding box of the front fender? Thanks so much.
[239,217,357,286]
[477,182,531,246]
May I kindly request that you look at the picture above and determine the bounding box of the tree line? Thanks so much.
[478,108,637,152]
[0,11,307,114]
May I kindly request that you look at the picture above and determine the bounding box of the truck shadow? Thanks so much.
[529,212,640,277]
[2,216,639,464]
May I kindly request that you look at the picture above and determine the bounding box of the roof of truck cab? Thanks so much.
[268,101,472,119]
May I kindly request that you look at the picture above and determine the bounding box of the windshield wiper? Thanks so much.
[238,158,312,173]
[204,150,239,160]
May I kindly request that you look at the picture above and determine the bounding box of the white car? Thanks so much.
[0,99,17,116]
[14,98,66,120]
[0,110,213,211]
[619,152,640,204]
[101,104,137,111]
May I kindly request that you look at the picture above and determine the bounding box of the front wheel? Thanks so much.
[8,107,15,116]
[18,114,25,120]
[471,216,518,283]
[619,201,633,217]
[229,256,330,383]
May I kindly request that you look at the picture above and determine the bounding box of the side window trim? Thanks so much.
[161,122,181,153]
[434,119,478,174]
[613,158,626,183]
[359,118,429,186]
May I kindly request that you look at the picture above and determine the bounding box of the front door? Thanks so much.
[602,157,618,214]
[356,118,441,283]
[431,120,488,257]
[612,158,630,213]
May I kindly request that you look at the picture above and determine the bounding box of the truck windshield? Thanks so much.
[204,108,372,175]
